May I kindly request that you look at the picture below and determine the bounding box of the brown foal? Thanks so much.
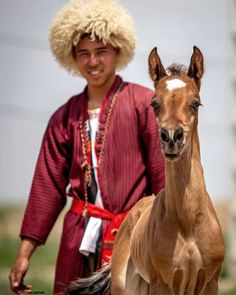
[111,46,225,295]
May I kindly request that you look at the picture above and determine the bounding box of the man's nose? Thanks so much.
[89,53,99,66]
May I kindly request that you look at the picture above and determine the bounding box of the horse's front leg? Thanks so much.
[200,267,222,295]
[114,258,149,295]
[201,280,218,295]
[111,212,140,295]
[149,277,172,295]
[111,229,149,295]
[112,199,152,294]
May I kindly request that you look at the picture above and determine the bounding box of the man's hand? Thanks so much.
[9,256,32,294]
[9,238,38,294]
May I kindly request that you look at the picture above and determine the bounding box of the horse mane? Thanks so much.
[166,63,188,76]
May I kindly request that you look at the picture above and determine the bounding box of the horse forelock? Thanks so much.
[166,63,188,76]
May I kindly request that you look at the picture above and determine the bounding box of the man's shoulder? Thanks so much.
[123,82,154,98]
[49,92,85,127]
[122,81,154,107]
[61,92,84,111]
[125,81,154,94]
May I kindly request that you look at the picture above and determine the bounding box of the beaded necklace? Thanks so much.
[79,83,123,216]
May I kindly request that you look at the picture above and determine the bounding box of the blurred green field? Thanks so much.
[0,205,235,295]
[0,205,62,295]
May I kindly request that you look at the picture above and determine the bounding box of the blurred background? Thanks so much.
[0,0,235,294]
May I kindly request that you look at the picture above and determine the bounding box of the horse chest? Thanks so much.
[147,234,222,295]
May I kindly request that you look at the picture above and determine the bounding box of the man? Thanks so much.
[9,0,165,294]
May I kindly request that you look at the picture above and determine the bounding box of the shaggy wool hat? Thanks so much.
[49,0,137,75]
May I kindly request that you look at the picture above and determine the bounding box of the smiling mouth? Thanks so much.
[89,70,102,77]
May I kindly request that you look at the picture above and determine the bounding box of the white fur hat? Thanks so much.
[49,0,137,75]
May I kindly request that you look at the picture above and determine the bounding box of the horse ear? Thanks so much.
[188,46,204,90]
[148,47,166,84]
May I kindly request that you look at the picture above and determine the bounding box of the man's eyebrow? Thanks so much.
[76,48,89,53]
[96,46,109,50]
[76,46,108,53]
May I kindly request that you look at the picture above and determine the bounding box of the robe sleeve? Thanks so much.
[139,100,165,195]
[20,106,71,244]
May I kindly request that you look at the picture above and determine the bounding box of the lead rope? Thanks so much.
[79,83,123,216]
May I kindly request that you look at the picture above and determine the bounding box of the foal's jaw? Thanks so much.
[162,140,190,162]
[160,137,185,162]
[164,152,182,162]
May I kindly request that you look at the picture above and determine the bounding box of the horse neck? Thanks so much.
[165,116,207,230]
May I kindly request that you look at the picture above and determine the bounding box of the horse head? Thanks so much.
[148,46,204,162]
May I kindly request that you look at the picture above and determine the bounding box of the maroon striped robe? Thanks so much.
[20,75,165,293]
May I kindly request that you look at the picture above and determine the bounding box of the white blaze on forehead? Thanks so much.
[166,78,186,91]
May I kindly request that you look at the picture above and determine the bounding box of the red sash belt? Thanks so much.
[71,198,128,265]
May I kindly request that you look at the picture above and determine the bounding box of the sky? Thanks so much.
[0,0,233,204]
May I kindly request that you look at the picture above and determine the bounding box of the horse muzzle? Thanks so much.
[160,126,185,161]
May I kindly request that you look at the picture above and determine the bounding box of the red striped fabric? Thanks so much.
[20,75,165,293]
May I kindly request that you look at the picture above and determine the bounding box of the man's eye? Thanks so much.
[77,52,89,58]
[151,98,161,116]
[97,49,108,55]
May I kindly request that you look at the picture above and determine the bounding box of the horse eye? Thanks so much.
[190,100,202,114]
[151,97,161,116]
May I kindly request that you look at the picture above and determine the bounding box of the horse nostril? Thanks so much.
[174,127,184,144]
[160,128,170,143]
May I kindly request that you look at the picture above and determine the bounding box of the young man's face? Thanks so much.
[75,37,120,89]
